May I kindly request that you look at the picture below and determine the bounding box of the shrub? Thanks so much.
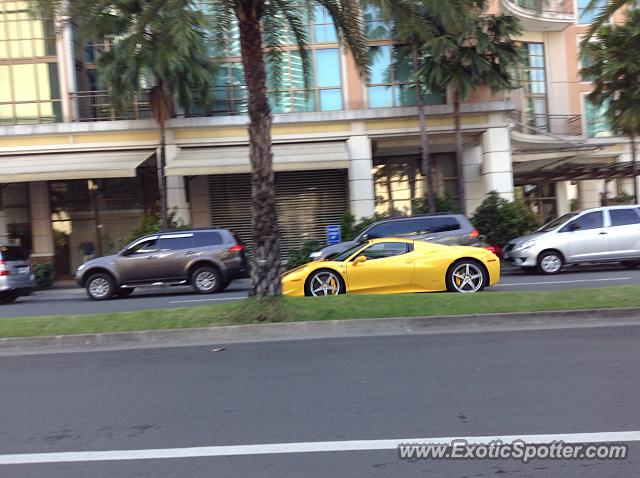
[286,240,320,270]
[340,211,385,241]
[127,210,188,243]
[411,193,459,214]
[33,262,55,289]
[471,191,540,246]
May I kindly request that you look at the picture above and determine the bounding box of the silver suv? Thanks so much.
[504,205,640,274]
[0,244,35,304]
[76,229,249,300]
[310,213,481,260]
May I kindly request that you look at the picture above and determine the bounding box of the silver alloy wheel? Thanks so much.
[195,270,217,291]
[451,263,484,293]
[309,271,341,296]
[89,277,111,299]
[541,254,562,274]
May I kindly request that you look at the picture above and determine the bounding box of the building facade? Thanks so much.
[0,0,635,275]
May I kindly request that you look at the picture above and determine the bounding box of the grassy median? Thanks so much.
[1,285,640,338]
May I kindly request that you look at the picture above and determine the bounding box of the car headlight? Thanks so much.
[514,240,536,251]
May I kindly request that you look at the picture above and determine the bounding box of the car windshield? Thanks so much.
[537,213,579,232]
[333,243,367,262]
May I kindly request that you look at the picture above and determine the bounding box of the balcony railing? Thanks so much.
[72,90,152,122]
[508,0,574,15]
[510,111,583,136]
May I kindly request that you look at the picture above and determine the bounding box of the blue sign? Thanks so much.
[326,225,342,245]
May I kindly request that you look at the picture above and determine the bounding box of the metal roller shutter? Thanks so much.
[208,169,348,256]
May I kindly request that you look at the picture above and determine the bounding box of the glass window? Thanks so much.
[361,242,410,260]
[584,96,613,138]
[157,235,194,251]
[193,231,223,247]
[128,238,159,254]
[315,49,341,87]
[578,0,606,24]
[561,211,604,232]
[0,245,26,261]
[425,217,461,233]
[364,4,393,40]
[610,209,640,227]
[313,5,337,43]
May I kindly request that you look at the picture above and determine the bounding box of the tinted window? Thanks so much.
[128,238,158,254]
[538,212,578,232]
[157,235,194,251]
[193,231,223,247]
[610,209,640,227]
[361,242,410,260]
[0,245,26,261]
[561,211,603,232]
[424,217,461,233]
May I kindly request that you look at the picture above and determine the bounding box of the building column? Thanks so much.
[481,124,514,202]
[462,143,484,214]
[555,181,571,216]
[347,135,375,219]
[164,140,191,226]
[28,181,55,264]
[0,209,7,243]
[577,179,604,209]
[189,176,211,228]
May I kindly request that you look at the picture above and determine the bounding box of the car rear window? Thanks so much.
[610,208,640,227]
[193,231,223,247]
[0,245,26,261]
[366,217,460,239]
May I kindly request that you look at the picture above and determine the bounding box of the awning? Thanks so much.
[166,141,349,176]
[513,156,635,183]
[0,150,154,183]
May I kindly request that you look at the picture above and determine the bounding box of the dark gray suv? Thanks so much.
[76,229,249,300]
[310,213,481,260]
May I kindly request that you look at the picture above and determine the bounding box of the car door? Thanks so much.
[116,236,160,283]
[560,211,611,262]
[345,241,415,293]
[606,208,640,259]
[154,234,196,280]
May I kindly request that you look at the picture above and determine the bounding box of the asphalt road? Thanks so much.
[1,323,639,477]
[2,264,640,318]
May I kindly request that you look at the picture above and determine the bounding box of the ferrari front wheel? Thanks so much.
[305,269,345,297]
[446,260,486,293]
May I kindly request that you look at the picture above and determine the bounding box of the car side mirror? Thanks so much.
[121,248,132,257]
[353,255,367,265]
[569,222,581,231]
[359,234,369,243]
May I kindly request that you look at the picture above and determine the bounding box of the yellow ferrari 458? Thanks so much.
[282,238,500,297]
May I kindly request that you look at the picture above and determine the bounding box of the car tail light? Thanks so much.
[485,245,502,257]
[229,244,245,253]
[469,229,480,238]
[0,260,8,276]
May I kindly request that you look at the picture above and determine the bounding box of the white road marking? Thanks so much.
[1,431,639,465]
[168,297,245,304]
[495,277,632,287]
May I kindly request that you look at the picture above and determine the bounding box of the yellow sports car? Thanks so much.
[282,238,500,296]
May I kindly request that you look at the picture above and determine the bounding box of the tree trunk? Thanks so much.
[158,122,168,229]
[453,90,466,215]
[631,133,638,204]
[237,4,282,298]
[414,46,436,213]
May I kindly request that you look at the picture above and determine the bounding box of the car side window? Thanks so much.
[128,238,158,254]
[610,209,640,227]
[360,242,410,260]
[560,211,604,232]
[193,232,223,247]
[157,235,194,251]
[365,223,393,239]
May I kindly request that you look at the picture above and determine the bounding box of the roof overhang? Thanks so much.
[513,156,636,183]
[0,150,154,183]
[166,141,349,176]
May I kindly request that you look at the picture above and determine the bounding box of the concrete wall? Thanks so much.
[347,135,376,219]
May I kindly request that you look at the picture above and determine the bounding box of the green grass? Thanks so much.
[2,285,640,338]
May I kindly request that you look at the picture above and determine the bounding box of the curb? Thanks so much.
[2,307,640,355]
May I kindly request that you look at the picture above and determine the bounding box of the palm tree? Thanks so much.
[582,9,640,202]
[582,0,633,41]
[418,11,522,214]
[31,0,215,228]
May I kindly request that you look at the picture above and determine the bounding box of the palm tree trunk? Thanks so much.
[453,90,466,215]
[631,133,638,204]
[414,46,436,213]
[237,4,282,298]
[158,121,168,229]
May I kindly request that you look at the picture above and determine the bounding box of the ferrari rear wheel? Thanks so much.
[305,269,345,297]
[446,260,486,293]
